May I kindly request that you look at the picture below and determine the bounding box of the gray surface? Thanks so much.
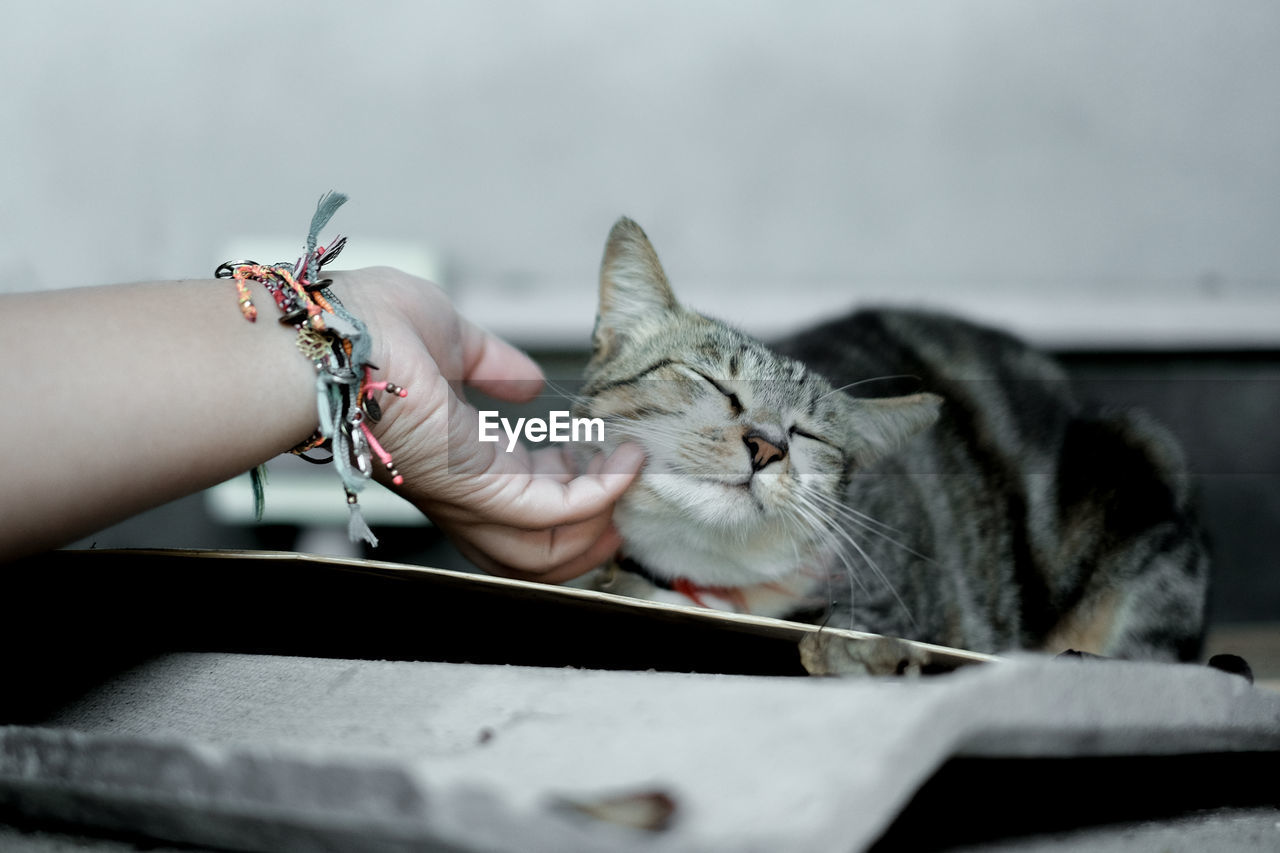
[0,829,205,852]
[3,653,1279,852]
[7,808,1280,853]
[3,2,1278,348]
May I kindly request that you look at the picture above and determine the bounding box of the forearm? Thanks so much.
[0,280,317,560]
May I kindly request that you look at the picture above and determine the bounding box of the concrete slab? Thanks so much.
[2,653,1278,852]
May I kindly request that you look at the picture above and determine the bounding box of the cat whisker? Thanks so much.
[602,421,733,463]
[604,419,684,438]
[782,498,873,632]
[828,548,872,632]
[816,374,922,401]
[791,536,847,628]
[806,489,937,565]
[781,493,870,601]
[603,423,698,456]
[840,502,910,537]
[790,487,919,631]
[537,378,593,408]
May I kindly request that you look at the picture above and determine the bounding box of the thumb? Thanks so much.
[459,317,544,402]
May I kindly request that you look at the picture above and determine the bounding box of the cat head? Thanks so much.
[575,217,941,589]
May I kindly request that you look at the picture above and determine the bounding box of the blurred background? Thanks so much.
[3,1,1276,628]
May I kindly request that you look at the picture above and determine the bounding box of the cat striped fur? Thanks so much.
[572,218,1208,660]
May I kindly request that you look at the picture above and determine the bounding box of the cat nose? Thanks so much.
[744,432,787,470]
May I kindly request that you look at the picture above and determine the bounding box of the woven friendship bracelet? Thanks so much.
[216,191,407,546]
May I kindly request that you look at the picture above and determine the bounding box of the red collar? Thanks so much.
[615,554,750,612]
[671,578,750,612]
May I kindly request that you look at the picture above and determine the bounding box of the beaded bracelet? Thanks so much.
[216,191,407,546]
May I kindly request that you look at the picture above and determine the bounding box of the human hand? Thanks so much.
[329,267,644,583]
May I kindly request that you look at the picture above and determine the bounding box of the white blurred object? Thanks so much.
[206,471,428,528]
[219,238,444,287]
[293,526,364,559]
[459,276,1280,352]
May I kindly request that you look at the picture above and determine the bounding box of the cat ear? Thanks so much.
[593,217,679,356]
[845,393,943,467]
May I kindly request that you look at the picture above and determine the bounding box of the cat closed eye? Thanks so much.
[694,372,743,414]
[788,425,827,444]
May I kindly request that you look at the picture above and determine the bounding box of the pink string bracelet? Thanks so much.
[215,192,408,546]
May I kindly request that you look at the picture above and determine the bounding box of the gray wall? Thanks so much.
[3,1,1278,347]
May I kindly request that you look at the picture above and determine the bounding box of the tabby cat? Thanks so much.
[571,218,1208,661]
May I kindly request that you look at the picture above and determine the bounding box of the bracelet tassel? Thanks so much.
[216,192,407,547]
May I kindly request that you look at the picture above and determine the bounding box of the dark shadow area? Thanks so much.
[0,549,822,724]
[870,752,1280,852]
[1057,350,1280,624]
[0,812,217,853]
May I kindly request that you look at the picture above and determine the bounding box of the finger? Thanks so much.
[454,520,624,584]
[528,445,577,482]
[489,442,645,529]
[456,507,617,575]
[528,524,625,584]
[458,317,544,402]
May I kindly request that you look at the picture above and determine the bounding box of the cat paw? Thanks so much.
[799,631,935,677]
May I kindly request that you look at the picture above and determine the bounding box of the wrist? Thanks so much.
[214,197,416,546]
